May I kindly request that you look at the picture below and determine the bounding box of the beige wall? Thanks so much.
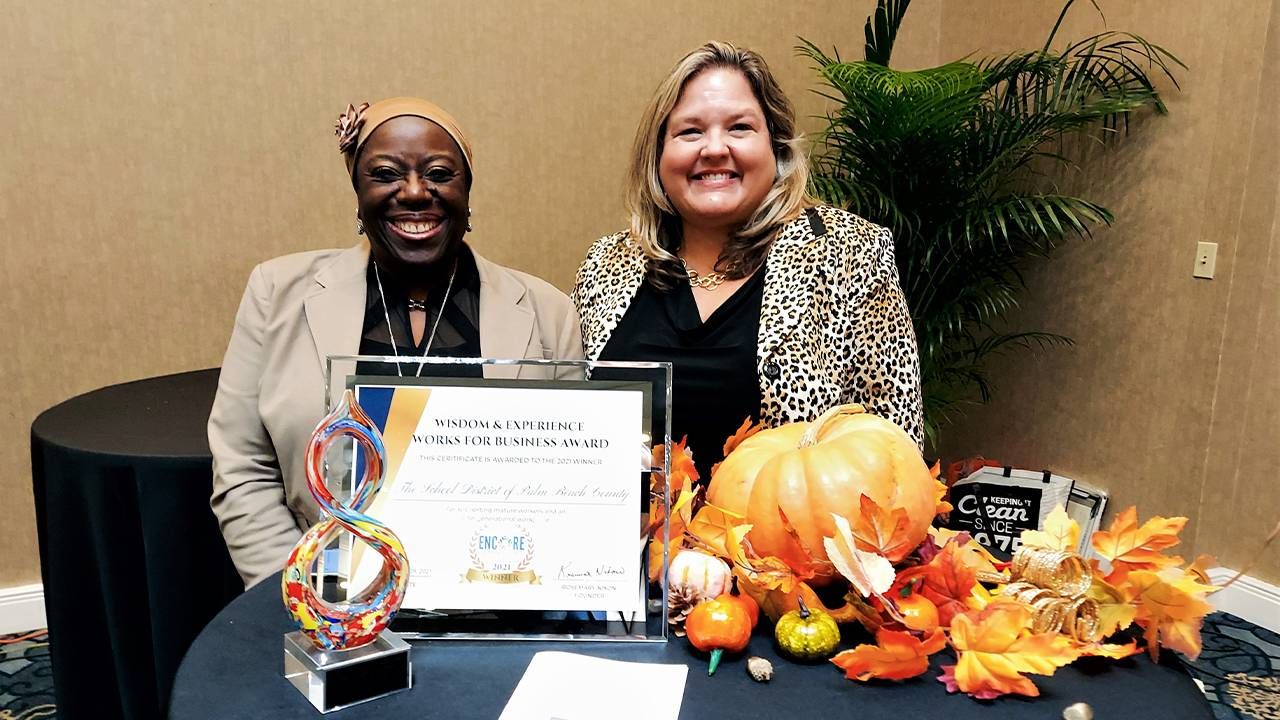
[0,2,940,585]
[921,0,1280,583]
[6,0,1274,592]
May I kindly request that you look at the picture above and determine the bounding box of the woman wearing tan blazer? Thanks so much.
[209,98,583,588]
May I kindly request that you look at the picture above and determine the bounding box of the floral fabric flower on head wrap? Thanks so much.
[335,102,370,154]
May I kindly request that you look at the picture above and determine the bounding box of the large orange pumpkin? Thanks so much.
[707,404,934,585]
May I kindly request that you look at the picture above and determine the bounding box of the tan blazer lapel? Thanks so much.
[758,214,822,365]
[475,250,535,379]
[304,243,368,374]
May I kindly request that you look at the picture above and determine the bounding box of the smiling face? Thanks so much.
[658,67,776,236]
[354,115,470,273]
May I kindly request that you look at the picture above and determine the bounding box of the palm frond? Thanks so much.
[798,0,1181,448]
[863,0,912,66]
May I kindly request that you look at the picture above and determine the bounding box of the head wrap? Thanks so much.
[335,97,474,181]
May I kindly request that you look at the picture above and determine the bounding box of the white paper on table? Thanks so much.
[499,651,688,720]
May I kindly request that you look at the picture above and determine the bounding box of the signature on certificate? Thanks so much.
[557,562,628,580]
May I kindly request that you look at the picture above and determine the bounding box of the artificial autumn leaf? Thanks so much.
[928,527,1002,568]
[850,494,918,560]
[939,601,1082,699]
[933,478,954,515]
[1187,553,1217,585]
[1086,569,1138,638]
[1020,504,1080,552]
[709,417,764,479]
[894,537,992,626]
[824,512,896,598]
[930,461,954,514]
[1092,506,1187,582]
[775,507,826,579]
[833,628,947,681]
[1076,640,1142,659]
[722,416,764,458]
[646,487,695,583]
[685,503,749,561]
[842,592,887,633]
[1127,567,1218,661]
[737,574,835,623]
[651,438,699,496]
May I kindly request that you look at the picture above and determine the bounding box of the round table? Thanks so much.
[171,572,1213,719]
[31,369,243,720]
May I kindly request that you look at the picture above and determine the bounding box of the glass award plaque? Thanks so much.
[281,389,412,712]
[322,355,673,643]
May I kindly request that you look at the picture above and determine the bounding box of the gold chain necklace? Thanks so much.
[681,260,728,290]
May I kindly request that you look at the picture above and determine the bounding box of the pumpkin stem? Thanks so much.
[798,404,867,448]
[797,596,811,620]
[708,648,724,676]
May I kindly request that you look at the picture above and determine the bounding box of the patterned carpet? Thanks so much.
[0,629,54,720]
[1186,614,1280,720]
[1,614,1276,719]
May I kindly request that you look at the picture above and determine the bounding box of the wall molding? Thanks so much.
[1208,567,1280,632]
[0,583,45,635]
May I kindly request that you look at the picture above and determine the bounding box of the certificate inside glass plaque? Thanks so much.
[323,355,673,643]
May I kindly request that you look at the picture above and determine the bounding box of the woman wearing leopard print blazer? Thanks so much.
[573,42,923,479]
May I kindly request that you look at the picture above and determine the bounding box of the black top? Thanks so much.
[598,267,765,481]
[357,244,483,378]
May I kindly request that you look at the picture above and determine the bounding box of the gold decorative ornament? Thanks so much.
[977,546,1101,643]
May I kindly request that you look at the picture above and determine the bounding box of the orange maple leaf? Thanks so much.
[710,417,764,479]
[851,494,918,561]
[646,487,695,583]
[721,416,764,458]
[833,628,947,681]
[1086,566,1138,638]
[1075,640,1142,659]
[685,502,749,563]
[939,601,1082,699]
[1127,567,1218,661]
[736,574,829,623]
[1092,506,1187,583]
[894,537,990,626]
[930,461,954,515]
[774,507,826,579]
[652,438,699,496]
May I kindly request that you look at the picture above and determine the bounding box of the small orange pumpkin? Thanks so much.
[707,404,934,584]
[685,595,753,676]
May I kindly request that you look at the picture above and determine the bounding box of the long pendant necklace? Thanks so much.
[372,259,458,378]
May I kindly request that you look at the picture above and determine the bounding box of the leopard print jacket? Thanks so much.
[572,205,924,448]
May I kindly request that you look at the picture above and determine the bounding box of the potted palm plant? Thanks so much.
[801,0,1183,447]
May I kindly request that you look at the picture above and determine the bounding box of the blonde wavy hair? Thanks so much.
[624,41,815,288]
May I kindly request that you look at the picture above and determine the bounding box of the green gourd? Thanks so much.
[774,597,840,660]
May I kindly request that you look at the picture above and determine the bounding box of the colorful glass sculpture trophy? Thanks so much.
[281,389,411,712]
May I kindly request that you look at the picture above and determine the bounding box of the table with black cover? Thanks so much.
[171,570,1214,719]
[31,369,244,720]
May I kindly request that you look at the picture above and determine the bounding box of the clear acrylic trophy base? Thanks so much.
[283,631,412,713]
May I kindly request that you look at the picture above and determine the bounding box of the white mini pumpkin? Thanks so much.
[667,550,731,601]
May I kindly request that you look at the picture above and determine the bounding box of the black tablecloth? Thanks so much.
[31,369,243,720]
[171,572,1213,720]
